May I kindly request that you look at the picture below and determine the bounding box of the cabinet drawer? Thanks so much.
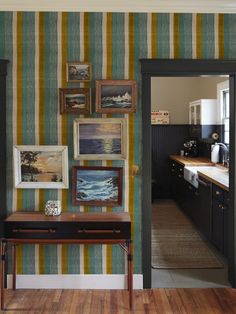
[5,221,131,240]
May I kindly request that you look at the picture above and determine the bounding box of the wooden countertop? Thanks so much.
[170,155,213,166]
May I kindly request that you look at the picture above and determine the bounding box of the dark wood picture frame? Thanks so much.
[72,165,123,206]
[60,88,91,114]
[66,62,92,82]
[95,79,137,113]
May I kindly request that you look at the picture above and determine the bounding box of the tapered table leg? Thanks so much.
[1,240,6,311]
[12,244,16,290]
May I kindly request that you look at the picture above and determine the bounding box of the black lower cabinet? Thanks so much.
[212,184,229,258]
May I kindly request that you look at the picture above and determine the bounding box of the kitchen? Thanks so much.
[151,76,230,288]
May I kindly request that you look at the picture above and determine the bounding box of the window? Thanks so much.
[222,89,229,144]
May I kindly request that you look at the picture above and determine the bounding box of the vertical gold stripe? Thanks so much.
[218,14,224,59]
[61,12,68,274]
[83,12,90,274]
[39,245,45,274]
[196,14,202,59]
[106,13,112,79]
[16,12,23,274]
[151,13,157,58]
[128,13,134,79]
[39,12,45,145]
[128,14,135,267]
[174,13,180,58]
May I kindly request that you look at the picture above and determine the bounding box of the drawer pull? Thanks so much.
[215,190,220,195]
[12,228,56,234]
[78,229,121,234]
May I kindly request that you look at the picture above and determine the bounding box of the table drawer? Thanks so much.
[4,221,131,240]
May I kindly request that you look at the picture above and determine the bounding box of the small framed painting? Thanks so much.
[13,145,69,189]
[72,166,123,206]
[66,62,92,82]
[95,79,137,113]
[60,88,91,114]
[73,118,127,160]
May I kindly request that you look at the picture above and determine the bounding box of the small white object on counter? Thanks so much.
[45,200,61,216]
[211,144,220,163]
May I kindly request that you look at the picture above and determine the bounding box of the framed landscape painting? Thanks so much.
[73,118,127,160]
[95,79,137,113]
[66,62,92,82]
[13,145,69,189]
[72,166,123,206]
[60,88,91,114]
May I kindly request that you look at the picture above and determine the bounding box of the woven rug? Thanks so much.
[152,200,223,269]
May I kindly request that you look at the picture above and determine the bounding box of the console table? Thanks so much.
[1,212,132,310]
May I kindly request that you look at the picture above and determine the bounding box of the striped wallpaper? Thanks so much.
[0,12,235,276]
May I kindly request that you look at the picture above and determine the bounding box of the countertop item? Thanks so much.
[170,155,213,166]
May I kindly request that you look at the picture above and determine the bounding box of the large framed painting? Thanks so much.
[73,118,127,160]
[13,145,69,189]
[72,166,123,206]
[95,79,137,113]
[66,61,92,82]
[59,88,91,114]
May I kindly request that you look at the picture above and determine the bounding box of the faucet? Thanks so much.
[212,143,229,167]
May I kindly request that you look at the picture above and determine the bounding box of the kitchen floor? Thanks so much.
[151,199,231,288]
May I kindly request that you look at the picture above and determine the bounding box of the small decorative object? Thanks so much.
[151,110,169,124]
[45,200,61,216]
[60,88,91,114]
[73,118,127,160]
[66,62,92,82]
[13,145,69,189]
[72,166,123,206]
[95,79,137,113]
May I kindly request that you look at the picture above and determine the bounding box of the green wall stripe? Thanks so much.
[157,13,170,58]
[202,14,215,58]
[112,13,125,79]
[179,13,192,58]
[224,14,236,59]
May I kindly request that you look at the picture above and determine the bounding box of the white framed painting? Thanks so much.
[73,118,127,160]
[13,145,69,189]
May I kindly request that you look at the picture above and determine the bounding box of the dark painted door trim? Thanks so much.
[140,59,236,289]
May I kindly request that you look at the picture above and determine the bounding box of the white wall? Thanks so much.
[151,76,227,124]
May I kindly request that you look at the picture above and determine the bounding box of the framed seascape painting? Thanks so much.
[72,166,123,206]
[95,79,137,113]
[73,118,127,160]
[66,62,92,82]
[13,145,69,189]
[60,88,91,114]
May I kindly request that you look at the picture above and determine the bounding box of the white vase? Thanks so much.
[45,200,61,216]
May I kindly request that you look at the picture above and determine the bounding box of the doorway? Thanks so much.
[140,59,236,289]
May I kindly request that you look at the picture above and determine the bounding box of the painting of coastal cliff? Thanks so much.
[13,145,69,189]
[96,80,136,113]
[73,118,127,160]
[72,166,123,206]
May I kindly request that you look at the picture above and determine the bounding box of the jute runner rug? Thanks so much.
[152,200,223,269]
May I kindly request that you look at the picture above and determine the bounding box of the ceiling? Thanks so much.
[1,0,236,13]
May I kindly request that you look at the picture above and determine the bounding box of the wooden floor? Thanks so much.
[2,288,236,313]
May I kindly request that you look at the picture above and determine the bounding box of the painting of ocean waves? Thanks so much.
[76,170,119,202]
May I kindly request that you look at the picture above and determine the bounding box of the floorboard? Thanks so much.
[2,288,236,313]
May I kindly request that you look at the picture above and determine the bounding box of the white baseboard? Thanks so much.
[7,274,143,290]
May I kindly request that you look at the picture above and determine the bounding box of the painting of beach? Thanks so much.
[72,166,123,206]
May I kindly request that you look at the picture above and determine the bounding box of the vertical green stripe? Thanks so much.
[224,14,236,59]
[0,12,6,57]
[202,14,215,58]
[179,13,192,58]
[112,13,124,79]
[157,13,170,58]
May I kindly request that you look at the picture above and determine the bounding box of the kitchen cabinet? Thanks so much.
[212,184,229,258]
[170,161,186,208]
[0,60,8,237]
[189,99,217,139]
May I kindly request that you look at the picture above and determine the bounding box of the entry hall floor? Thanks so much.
[152,199,231,288]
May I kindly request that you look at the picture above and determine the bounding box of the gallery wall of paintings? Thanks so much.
[13,65,137,208]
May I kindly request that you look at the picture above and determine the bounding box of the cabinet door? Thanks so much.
[212,199,224,251]
[195,104,201,124]
[189,105,195,124]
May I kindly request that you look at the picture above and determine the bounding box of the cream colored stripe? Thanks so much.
[34,11,40,275]
[147,13,152,58]
[192,13,197,58]
[80,245,84,274]
[12,12,17,213]
[124,13,129,79]
[214,14,219,59]
[169,13,174,58]
[102,12,107,78]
